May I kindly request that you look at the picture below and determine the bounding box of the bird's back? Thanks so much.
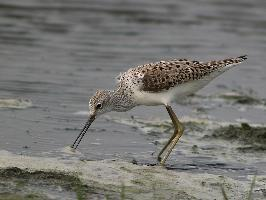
[116,55,247,105]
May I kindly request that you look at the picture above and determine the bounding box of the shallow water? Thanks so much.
[0,0,266,197]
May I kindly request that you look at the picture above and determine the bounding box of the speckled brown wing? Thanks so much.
[140,56,247,92]
[139,59,203,92]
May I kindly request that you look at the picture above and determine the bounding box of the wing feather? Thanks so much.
[140,59,203,92]
[139,56,247,92]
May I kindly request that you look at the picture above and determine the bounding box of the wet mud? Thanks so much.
[0,152,265,200]
[209,123,266,152]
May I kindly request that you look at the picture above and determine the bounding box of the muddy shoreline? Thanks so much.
[0,151,265,200]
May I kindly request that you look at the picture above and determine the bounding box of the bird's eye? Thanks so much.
[96,103,102,109]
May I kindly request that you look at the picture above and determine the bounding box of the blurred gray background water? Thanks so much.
[0,0,265,176]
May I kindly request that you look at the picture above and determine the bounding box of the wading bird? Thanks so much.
[71,55,247,165]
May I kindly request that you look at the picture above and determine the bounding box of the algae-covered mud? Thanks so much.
[209,123,266,152]
[0,150,265,200]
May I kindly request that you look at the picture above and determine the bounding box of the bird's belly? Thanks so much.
[134,77,213,106]
[133,90,168,106]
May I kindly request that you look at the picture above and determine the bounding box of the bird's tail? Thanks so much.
[219,55,248,67]
[203,55,248,72]
[236,55,248,62]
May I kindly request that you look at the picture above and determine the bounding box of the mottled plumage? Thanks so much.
[117,55,247,93]
[113,55,247,106]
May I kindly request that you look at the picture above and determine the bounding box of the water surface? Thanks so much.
[0,0,266,181]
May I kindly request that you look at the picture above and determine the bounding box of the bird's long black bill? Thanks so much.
[71,115,95,149]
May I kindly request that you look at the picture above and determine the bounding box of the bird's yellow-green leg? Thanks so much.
[157,105,181,159]
[157,105,184,165]
[157,128,176,161]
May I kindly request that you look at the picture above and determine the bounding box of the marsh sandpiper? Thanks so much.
[71,55,247,165]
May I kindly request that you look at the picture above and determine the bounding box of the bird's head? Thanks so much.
[71,90,113,149]
[88,90,113,117]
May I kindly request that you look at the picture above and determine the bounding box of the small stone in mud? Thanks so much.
[191,145,199,154]
[131,158,138,165]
